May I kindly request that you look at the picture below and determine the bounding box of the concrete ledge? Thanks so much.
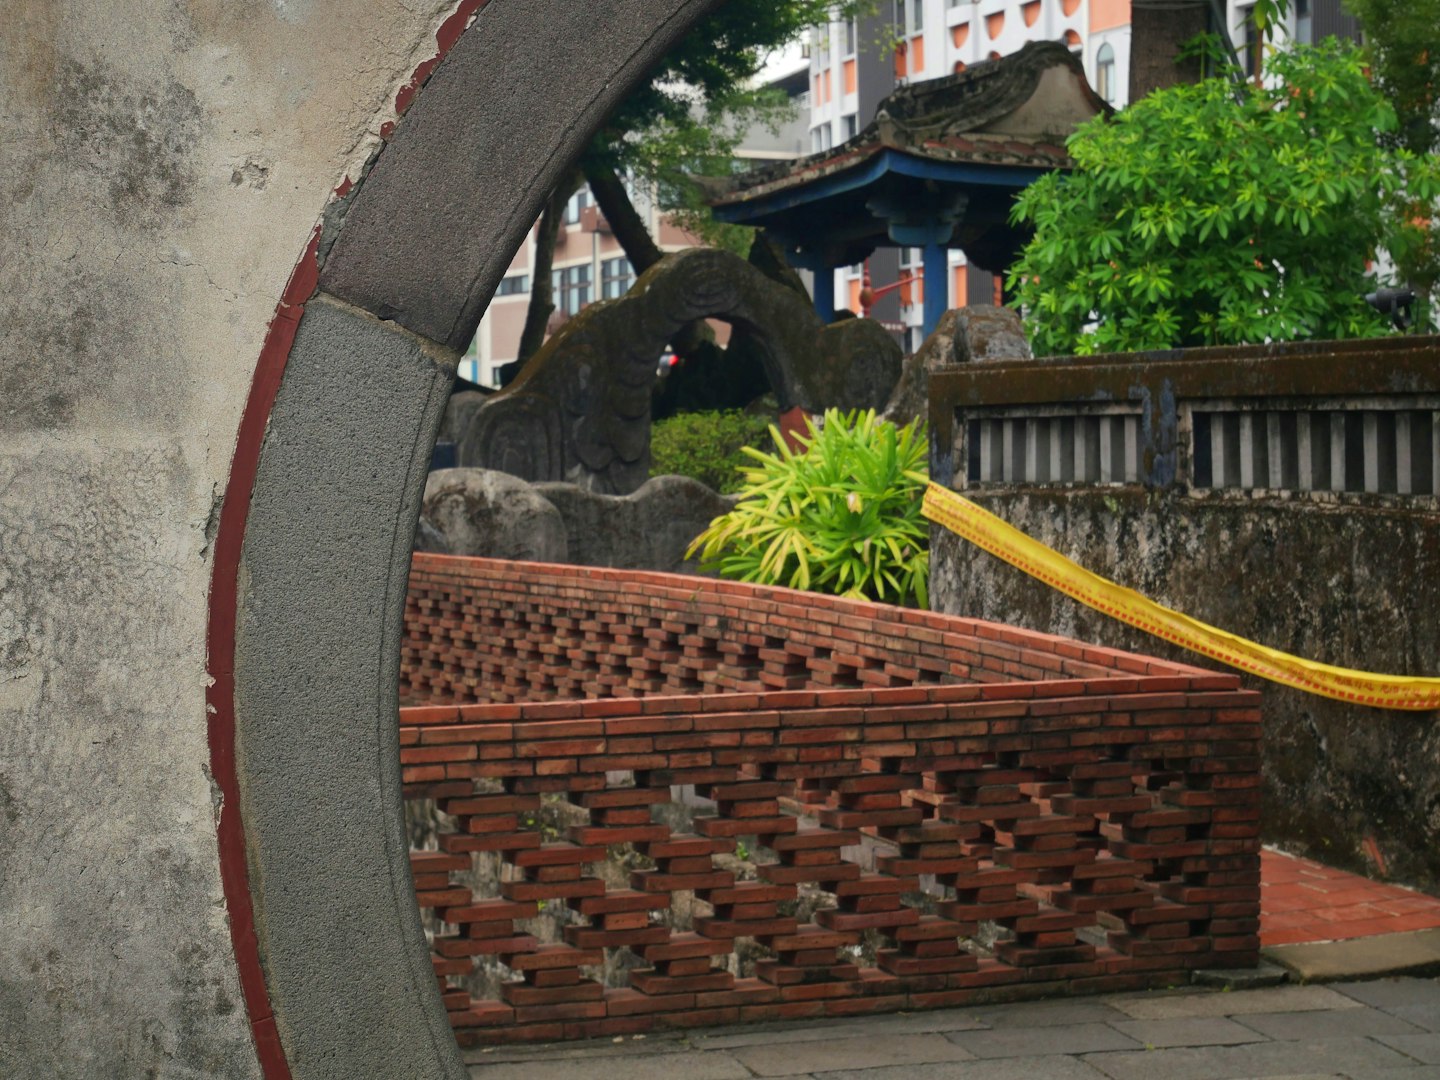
[1264,929,1440,983]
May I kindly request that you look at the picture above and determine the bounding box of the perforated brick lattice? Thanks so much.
[400,555,1261,1045]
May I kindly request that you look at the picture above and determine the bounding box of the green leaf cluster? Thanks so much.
[687,409,931,608]
[585,1,875,238]
[650,409,777,494]
[1007,40,1440,354]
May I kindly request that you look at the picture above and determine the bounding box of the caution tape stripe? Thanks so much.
[922,484,1440,711]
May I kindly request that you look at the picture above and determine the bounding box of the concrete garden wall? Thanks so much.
[927,338,1440,893]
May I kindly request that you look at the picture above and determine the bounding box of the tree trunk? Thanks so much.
[513,168,582,376]
[583,160,724,364]
[584,161,664,273]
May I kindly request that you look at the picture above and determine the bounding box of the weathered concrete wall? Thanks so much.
[932,488,1440,892]
[4,1,727,1075]
[1,3,464,1075]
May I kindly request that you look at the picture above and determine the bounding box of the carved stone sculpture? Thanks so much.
[883,305,1032,427]
[458,247,902,494]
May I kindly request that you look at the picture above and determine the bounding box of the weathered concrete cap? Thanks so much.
[1264,929,1440,983]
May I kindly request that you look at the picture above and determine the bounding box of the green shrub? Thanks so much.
[650,409,775,494]
[687,409,930,607]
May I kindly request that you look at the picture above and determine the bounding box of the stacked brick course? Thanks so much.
[401,554,1262,1045]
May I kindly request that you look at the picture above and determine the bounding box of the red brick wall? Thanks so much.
[403,554,1203,704]
[400,555,1262,1045]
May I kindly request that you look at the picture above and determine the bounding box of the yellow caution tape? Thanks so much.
[922,483,1440,711]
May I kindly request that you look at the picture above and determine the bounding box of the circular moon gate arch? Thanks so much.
[208,2,725,1076]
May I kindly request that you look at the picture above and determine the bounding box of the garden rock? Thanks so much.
[420,469,568,563]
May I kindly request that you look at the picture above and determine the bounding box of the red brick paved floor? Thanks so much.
[1261,847,1440,947]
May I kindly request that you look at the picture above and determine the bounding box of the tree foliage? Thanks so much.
[1007,40,1440,355]
[1342,0,1440,157]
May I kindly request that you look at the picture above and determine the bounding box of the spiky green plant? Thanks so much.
[687,409,930,607]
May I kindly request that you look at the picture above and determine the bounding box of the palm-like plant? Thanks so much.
[687,409,930,607]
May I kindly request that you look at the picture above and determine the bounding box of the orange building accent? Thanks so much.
[1088,0,1127,30]
[909,34,925,73]
[953,264,968,308]
[986,11,1006,38]
[1023,1,1041,26]
[894,42,907,78]
[952,23,970,47]
[844,58,857,94]
[848,277,862,313]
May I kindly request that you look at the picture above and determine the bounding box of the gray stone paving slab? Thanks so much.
[1107,984,1364,1020]
[967,1000,1132,1028]
[1386,1007,1440,1033]
[1108,1016,1268,1048]
[466,1037,686,1066]
[731,1032,974,1076]
[1234,1006,1424,1041]
[1082,1037,1415,1080]
[1353,1068,1440,1079]
[819,1055,1110,1080]
[695,1010,988,1049]
[1335,978,1440,1010]
[1376,1033,1440,1064]
[947,1022,1141,1059]
[468,1049,751,1080]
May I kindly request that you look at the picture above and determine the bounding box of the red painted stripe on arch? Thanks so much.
[204,225,318,1080]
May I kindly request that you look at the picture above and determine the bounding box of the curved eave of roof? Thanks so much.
[708,134,1072,208]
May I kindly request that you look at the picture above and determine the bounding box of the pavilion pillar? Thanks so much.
[868,189,970,345]
[810,266,836,323]
[922,242,948,342]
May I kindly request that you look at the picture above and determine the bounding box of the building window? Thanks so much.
[1295,0,1312,44]
[842,113,859,140]
[842,18,857,55]
[600,257,634,300]
[552,264,592,315]
[1239,7,1264,80]
[906,0,925,35]
[1095,42,1116,104]
[496,274,529,296]
[563,187,592,226]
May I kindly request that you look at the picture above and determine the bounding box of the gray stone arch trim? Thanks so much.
[228,1,724,1075]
